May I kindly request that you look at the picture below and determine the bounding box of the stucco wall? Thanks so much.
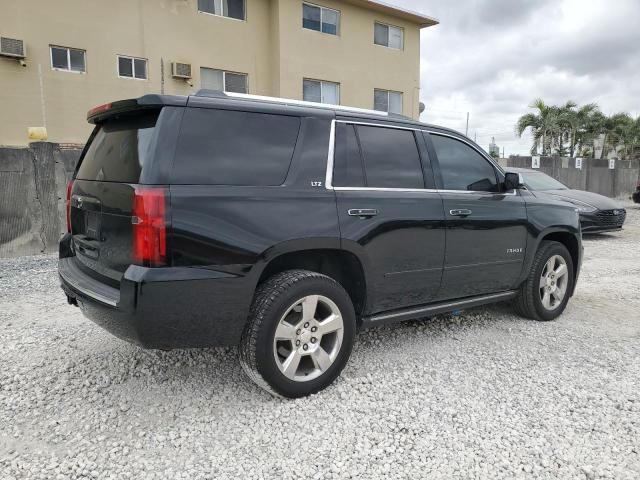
[0,0,426,146]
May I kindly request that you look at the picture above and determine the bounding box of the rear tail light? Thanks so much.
[66,179,74,233]
[132,187,167,267]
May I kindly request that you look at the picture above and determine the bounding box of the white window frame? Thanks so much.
[50,45,86,73]
[374,89,403,114]
[201,67,249,94]
[117,55,148,80]
[303,78,340,105]
[197,0,246,22]
[302,2,341,36]
[374,22,404,50]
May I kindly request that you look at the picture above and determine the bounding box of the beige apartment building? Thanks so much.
[0,0,437,146]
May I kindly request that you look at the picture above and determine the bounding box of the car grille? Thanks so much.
[595,209,626,227]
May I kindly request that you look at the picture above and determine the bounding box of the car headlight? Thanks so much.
[559,198,597,213]
[576,204,597,213]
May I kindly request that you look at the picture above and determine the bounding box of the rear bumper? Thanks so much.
[59,255,254,349]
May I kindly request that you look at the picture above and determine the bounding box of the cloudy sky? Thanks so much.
[391,0,640,155]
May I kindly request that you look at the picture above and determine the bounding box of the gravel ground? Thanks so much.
[1,204,639,480]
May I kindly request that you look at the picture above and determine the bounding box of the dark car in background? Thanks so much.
[633,182,640,204]
[510,168,627,233]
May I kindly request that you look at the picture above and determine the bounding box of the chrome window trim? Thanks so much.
[325,119,517,195]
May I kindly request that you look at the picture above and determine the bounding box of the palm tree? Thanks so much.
[610,113,640,160]
[517,101,639,160]
[598,113,631,159]
[516,99,563,155]
[565,103,598,157]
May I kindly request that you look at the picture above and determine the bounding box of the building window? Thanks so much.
[303,3,340,35]
[197,0,245,21]
[374,89,403,114]
[117,55,147,79]
[50,46,85,73]
[201,67,248,93]
[374,22,404,49]
[303,79,340,104]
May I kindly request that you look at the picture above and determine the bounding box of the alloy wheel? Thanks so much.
[273,295,344,382]
[539,255,569,310]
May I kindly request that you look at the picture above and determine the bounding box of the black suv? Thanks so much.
[59,91,583,398]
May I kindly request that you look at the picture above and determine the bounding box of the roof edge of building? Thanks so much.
[344,0,439,28]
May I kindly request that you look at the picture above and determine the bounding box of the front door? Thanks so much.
[331,120,446,314]
[426,132,528,300]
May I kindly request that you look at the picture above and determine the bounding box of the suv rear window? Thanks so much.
[173,108,301,186]
[76,112,159,183]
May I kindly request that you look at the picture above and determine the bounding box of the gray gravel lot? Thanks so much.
[1,204,639,479]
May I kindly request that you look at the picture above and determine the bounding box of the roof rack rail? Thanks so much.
[193,90,389,117]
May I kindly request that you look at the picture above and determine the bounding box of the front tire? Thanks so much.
[239,270,356,398]
[514,241,574,321]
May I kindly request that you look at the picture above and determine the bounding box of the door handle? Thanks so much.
[348,208,378,218]
[449,209,472,217]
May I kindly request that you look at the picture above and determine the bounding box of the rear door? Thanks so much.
[70,109,167,284]
[332,120,446,314]
[426,131,528,300]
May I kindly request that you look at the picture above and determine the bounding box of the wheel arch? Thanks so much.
[255,243,368,318]
[532,228,581,296]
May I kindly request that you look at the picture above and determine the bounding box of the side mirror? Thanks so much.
[504,172,524,191]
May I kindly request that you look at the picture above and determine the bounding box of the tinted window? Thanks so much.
[118,57,133,77]
[333,124,364,187]
[303,4,321,31]
[51,47,67,69]
[356,126,423,189]
[431,135,499,192]
[76,112,158,183]
[173,109,300,186]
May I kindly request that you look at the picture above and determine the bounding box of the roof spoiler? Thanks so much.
[86,94,187,124]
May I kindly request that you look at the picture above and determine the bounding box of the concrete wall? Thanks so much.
[0,143,79,257]
[506,156,640,199]
[0,0,434,146]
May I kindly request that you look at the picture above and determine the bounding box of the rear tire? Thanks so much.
[239,270,356,398]
[514,241,574,321]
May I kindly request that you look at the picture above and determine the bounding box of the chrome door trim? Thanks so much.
[325,119,518,196]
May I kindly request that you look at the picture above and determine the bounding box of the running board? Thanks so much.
[361,291,518,329]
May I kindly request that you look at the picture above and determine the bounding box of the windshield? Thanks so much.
[522,172,568,191]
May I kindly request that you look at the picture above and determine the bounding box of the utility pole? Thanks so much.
[474,132,477,143]
[465,112,469,137]
[502,146,505,158]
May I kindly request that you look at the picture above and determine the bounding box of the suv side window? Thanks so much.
[333,123,365,187]
[431,134,499,192]
[174,108,300,186]
[333,123,424,189]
